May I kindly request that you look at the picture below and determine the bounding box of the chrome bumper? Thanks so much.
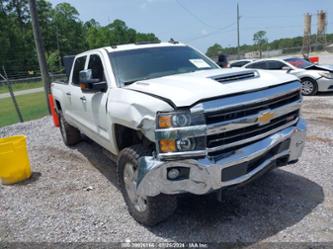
[136,118,306,197]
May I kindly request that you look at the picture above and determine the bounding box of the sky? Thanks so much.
[49,0,333,53]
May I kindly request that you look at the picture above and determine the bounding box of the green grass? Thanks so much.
[0,81,43,94]
[0,92,48,127]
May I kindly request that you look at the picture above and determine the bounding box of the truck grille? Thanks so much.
[199,81,302,157]
[206,90,300,125]
[207,110,299,156]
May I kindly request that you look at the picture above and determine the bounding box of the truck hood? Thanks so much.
[125,68,297,107]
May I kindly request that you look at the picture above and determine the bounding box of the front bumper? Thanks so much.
[317,77,333,92]
[136,118,306,197]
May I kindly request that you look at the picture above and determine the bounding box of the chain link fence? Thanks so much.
[0,72,65,128]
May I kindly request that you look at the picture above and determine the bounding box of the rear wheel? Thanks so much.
[301,78,318,96]
[118,145,177,226]
[58,111,81,146]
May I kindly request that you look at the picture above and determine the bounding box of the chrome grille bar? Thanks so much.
[207,99,302,135]
[207,118,299,153]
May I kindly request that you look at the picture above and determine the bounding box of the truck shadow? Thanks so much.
[312,92,333,97]
[150,170,324,243]
[76,138,324,243]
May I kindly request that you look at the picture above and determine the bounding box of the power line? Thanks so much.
[185,24,236,43]
[243,15,304,19]
[175,0,221,29]
[242,22,333,31]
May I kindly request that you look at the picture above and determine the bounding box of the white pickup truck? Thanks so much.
[51,42,306,225]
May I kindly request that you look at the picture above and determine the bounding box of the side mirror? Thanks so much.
[79,69,107,92]
[282,66,292,73]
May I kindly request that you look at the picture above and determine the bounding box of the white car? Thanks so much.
[243,57,333,96]
[229,59,255,68]
[51,42,306,225]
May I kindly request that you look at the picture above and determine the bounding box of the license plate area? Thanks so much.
[221,139,290,182]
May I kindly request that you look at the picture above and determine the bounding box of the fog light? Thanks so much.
[167,168,180,180]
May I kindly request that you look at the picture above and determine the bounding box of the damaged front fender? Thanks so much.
[108,88,174,142]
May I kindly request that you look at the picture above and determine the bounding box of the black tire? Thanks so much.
[300,77,318,96]
[58,111,81,146]
[117,145,177,226]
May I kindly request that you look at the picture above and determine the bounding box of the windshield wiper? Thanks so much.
[123,77,152,86]
[123,80,138,86]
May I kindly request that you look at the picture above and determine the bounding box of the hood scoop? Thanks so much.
[212,70,259,83]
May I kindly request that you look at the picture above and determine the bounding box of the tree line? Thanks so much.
[206,32,333,58]
[0,0,159,78]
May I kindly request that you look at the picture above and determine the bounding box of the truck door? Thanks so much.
[80,53,110,141]
[66,55,87,128]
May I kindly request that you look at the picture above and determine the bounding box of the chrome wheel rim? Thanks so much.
[301,80,314,95]
[124,162,147,212]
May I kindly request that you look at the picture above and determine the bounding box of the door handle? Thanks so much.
[80,96,87,103]
[66,92,71,96]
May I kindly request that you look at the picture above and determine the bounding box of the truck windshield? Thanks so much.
[109,46,218,86]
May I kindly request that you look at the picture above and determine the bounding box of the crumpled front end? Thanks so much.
[136,81,307,197]
[317,76,333,92]
[136,119,306,197]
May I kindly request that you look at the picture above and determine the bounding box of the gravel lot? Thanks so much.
[0,94,333,244]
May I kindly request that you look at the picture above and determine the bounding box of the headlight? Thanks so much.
[172,113,191,127]
[319,72,333,79]
[158,111,191,128]
[156,110,206,155]
[159,137,205,154]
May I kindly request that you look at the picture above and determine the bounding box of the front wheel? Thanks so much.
[117,145,177,226]
[301,78,318,96]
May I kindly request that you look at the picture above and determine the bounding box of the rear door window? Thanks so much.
[230,61,250,67]
[266,60,287,70]
[245,61,267,69]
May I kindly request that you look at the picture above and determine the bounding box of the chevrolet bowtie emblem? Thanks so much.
[257,111,274,125]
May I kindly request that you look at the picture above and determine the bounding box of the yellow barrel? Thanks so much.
[0,135,32,185]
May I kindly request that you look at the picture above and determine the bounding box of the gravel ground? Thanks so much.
[0,94,333,244]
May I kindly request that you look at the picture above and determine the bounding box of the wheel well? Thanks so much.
[300,77,318,88]
[114,124,154,152]
[300,77,316,83]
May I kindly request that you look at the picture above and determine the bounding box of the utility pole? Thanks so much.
[28,0,51,113]
[237,3,241,59]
